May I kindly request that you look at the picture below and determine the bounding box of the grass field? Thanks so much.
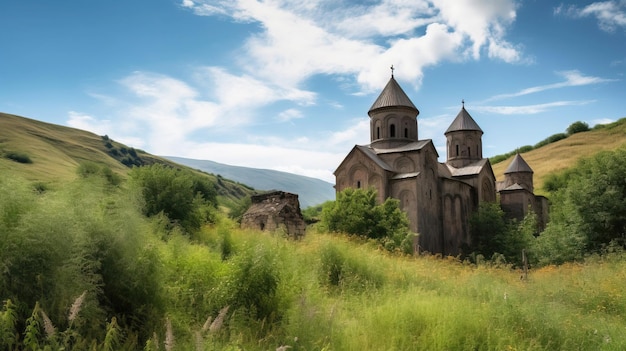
[492,119,626,195]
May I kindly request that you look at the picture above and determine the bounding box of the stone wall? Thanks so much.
[241,191,306,238]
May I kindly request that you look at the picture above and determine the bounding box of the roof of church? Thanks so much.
[445,106,483,134]
[392,172,420,180]
[371,139,432,155]
[355,145,394,172]
[504,153,534,174]
[445,158,490,177]
[368,76,418,113]
[500,183,531,192]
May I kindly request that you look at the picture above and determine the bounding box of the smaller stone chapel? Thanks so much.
[334,73,546,255]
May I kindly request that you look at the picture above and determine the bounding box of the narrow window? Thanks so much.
[468,147,471,157]
[376,127,380,139]
[357,181,361,188]
[404,128,408,138]
[390,124,396,137]
[456,145,459,156]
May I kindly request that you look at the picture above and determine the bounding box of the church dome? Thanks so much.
[368,76,419,115]
[445,105,483,134]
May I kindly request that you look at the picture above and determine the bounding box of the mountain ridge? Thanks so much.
[164,156,335,208]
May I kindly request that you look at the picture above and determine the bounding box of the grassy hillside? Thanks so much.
[0,112,255,204]
[492,118,626,195]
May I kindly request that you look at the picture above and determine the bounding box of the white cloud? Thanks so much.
[485,70,617,101]
[276,109,304,122]
[474,100,596,115]
[67,111,111,136]
[72,0,528,182]
[181,0,523,92]
[555,1,626,32]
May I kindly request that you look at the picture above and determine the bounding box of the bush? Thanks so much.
[320,188,412,244]
[129,164,218,234]
[566,121,589,135]
[224,243,281,320]
[5,151,32,164]
[534,133,568,149]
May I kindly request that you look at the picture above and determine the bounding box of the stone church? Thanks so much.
[334,73,545,255]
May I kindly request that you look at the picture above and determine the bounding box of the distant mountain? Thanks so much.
[165,156,335,208]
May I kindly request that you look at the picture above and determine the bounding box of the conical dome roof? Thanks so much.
[445,106,483,134]
[368,76,418,114]
[504,153,534,174]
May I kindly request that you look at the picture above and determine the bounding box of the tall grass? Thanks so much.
[2,173,626,350]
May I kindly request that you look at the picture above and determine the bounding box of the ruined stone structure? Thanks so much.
[241,191,306,238]
[335,74,544,255]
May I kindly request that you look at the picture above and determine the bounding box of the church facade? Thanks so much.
[334,74,543,255]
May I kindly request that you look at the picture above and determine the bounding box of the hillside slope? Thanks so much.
[164,156,335,208]
[492,118,626,194]
[0,112,255,204]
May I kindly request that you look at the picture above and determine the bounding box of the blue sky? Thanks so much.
[1,0,625,183]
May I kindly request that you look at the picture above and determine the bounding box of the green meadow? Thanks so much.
[3,113,626,350]
[2,172,626,351]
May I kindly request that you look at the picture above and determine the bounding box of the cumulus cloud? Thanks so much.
[555,1,626,32]
[71,0,527,181]
[181,0,523,91]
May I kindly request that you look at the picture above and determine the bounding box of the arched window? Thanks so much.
[376,127,380,139]
[357,180,361,188]
[404,128,408,138]
[390,124,396,137]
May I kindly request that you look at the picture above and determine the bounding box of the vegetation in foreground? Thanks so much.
[2,161,626,350]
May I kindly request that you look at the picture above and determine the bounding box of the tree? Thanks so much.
[566,121,589,135]
[320,188,414,253]
[469,202,536,265]
[535,148,626,263]
[129,164,218,233]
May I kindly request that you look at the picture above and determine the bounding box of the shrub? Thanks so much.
[129,164,218,234]
[566,121,589,135]
[318,242,384,291]
[320,188,412,243]
[5,151,32,164]
[224,243,281,320]
[534,133,568,149]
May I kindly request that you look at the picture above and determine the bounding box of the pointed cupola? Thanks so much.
[368,73,420,149]
[504,153,534,192]
[445,103,484,168]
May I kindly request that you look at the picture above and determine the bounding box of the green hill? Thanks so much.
[492,118,626,195]
[0,112,255,205]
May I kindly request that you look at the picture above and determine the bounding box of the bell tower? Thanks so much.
[368,67,420,149]
[445,102,484,168]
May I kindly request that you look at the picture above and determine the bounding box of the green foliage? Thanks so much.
[534,132,568,149]
[0,300,18,350]
[4,151,33,164]
[129,164,218,233]
[318,242,385,291]
[23,302,41,351]
[77,161,122,185]
[320,188,413,251]
[567,120,590,135]
[469,202,535,265]
[301,202,325,224]
[535,148,626,264]
[224,243,281,321]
